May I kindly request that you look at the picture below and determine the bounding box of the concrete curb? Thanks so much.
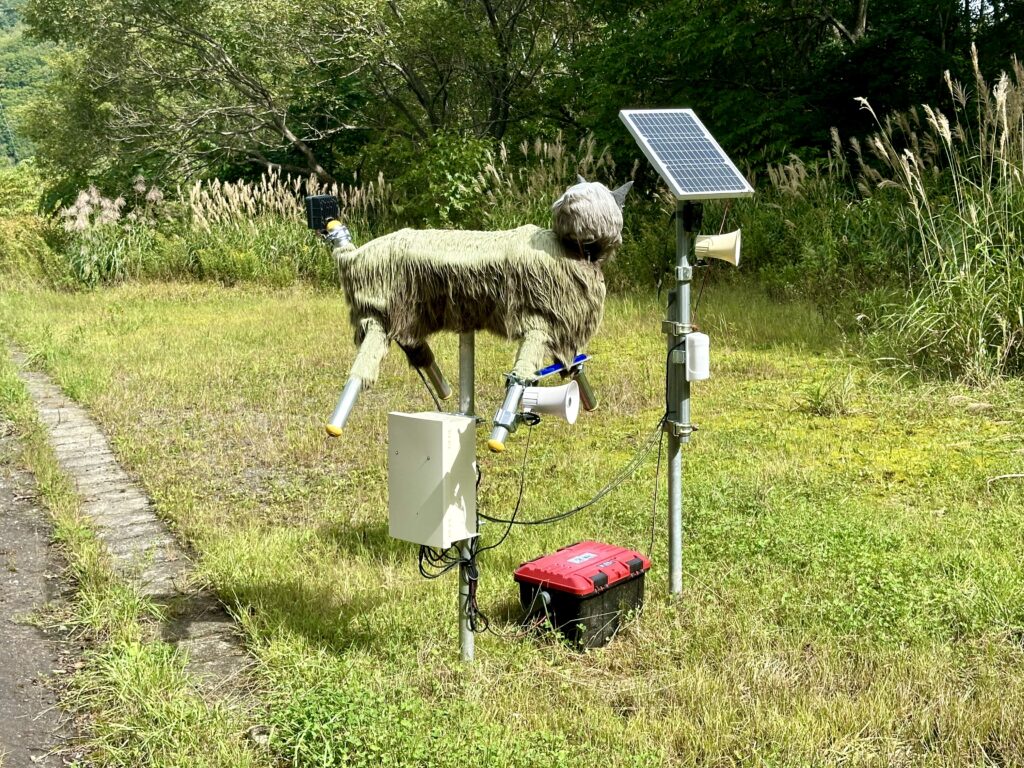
[9,350,251,690]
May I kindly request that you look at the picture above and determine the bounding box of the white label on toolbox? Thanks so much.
[598,560,615,568]
[567,552,596,564]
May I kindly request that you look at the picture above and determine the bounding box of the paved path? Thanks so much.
[0,433,74,767]
[10,350,250,691]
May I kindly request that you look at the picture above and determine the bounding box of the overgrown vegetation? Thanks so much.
[15,0,1024,195]
[1,282,1021,766]
[8,49,1024,383]
[860,51,1024,382]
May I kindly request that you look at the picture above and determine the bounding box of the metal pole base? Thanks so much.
[458,540,474,662]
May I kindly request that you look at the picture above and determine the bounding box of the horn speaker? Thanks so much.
[695,229,741,266]
[521,380,580,424]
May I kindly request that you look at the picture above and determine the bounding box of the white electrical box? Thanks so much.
[686,332,710,381]
[388,412,477,548]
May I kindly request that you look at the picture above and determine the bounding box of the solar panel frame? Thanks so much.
[619,109,753,200]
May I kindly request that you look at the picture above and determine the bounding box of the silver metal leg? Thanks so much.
[423,359,453,400]
[488,381,525,453]
[325,377,362,436]
[458,333,475,417]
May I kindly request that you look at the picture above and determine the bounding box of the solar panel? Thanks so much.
[619,109,753,200]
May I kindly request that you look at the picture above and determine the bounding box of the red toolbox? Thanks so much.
[514,540,651,649]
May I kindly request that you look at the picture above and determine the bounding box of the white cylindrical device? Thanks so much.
[685,333,710,381]
[521,380,580,424]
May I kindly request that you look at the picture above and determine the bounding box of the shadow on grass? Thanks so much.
[225,572,390,653]
[317,519,409,560]
[221,521,562,653]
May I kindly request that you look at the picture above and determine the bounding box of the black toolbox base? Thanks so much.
[519,573,646,649]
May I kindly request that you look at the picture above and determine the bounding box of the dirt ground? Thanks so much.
[0,431,76,767]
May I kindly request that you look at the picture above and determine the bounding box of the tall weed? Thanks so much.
[858,48,1024,382]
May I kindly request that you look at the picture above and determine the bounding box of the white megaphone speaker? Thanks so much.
[521,380,580,424]
[695,229,741,266]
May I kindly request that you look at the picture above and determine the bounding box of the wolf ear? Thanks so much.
[577,174,587,184]
[611,180,634,208]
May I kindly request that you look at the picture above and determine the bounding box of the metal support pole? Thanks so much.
[458,540,474,662]
[325,377,363,436]
[666,200,698,597]
[457,332,475,661]
[459,333,475,418]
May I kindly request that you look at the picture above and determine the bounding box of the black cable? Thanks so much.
[417,545,462,579]
[647,426,666,559]
[415,367,443,411]
[419,426,532,633]
[475,424,533,549]
[692,265,710,320]
[692,199,732,322]
[478,416,663,527]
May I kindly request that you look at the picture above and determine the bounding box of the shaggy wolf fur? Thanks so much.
[334,179,631,384]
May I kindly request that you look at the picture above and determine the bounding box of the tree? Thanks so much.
[312,0,587,142]
[23,0,358,183]
[569,0,972,168]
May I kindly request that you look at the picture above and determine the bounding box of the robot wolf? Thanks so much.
[325,177,631,434]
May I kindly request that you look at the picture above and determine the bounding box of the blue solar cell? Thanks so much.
[619,110,753,200]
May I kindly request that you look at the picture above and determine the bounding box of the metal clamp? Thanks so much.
[675,265,693,282]
[661,320,692,337]
[663,420,697,438]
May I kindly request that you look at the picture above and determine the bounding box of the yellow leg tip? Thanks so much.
[487,439,506,453]
[325,424,342,437]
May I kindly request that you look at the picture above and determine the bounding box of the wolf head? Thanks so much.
[551,176,633,263]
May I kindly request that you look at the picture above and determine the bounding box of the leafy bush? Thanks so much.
[0,162,66,283]
[377,132,493,227]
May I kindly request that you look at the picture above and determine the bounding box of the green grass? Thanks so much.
[1,279,1023,766]
[0,347,259,767]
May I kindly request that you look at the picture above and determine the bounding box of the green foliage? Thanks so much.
[71,641,258,767]
[16,49,144,206]
[370,132,493,227]
[265,660,608,768]
[799,371,857,417]
[733,165,909,301]
[183,220,332,287]
[16,0,1009,198]
[0,158,41,214]
[0,18,51,161]
[855,59,1024,382]
[0,161,63,281]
